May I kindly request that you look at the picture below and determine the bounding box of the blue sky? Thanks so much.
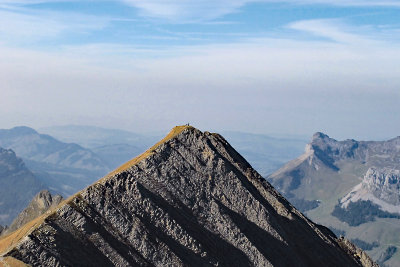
[0,0,399,140]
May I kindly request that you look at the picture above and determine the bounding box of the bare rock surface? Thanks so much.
[0,126,376,266]
[2,190,63,236]
[340,168,400,213]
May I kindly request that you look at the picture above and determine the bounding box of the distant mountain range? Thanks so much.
[0,126,111,196]
[42,125,308,176]
[0,126,376,266]
[0,147,43,226]
[220,131,307,176]
[40,125,160,149]
[268,132,400,267]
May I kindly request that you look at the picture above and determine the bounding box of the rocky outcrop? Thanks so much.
[2,190,63,236]
[0,147,44,226]
[308,133,400,166]
[0,126,376,266]
[340,168,400,213]
[363,168,400,206]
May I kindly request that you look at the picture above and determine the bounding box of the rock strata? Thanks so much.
[0,126,376,266]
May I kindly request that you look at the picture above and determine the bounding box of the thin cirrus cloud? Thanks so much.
[119,0,400,21]
[0,8,111,43]
[287,19,377,45]
[0,0,398,137]
[1,1,400,24]
[0,27,399,136]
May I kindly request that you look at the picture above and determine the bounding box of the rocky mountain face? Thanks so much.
[0,126,111,195]
[268,133,400,266]
[0,126,375,267]
[0,147,44,226]
[269,133,400,207]
[1,190,63,236]
[308,132,400,168]
[340,168,400,213]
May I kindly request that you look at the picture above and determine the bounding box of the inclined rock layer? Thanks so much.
[0,127,375,267]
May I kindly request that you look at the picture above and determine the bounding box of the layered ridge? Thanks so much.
[0,126,374,266]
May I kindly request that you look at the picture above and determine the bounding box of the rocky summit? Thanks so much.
[0,126,375,267]
[1,190,63,236]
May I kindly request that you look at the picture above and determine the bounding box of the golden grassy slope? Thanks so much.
[100,125,191,181]
[0,256,29,267]
[112,125,191,174]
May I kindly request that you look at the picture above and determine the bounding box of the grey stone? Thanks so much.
[1,127,376,267]
[2,190,63,236]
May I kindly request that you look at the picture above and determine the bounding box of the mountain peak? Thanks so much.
[106,125,194,178]
[311,132,331,141]
[2,190,63,236]
[0,126,375,266]
[8,126,37,135]
[0,125,111,195]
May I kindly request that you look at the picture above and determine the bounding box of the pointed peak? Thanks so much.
[104,125,197,178]
[36,189,51,197]
[312,132,330,141]
[0,147,15,155]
